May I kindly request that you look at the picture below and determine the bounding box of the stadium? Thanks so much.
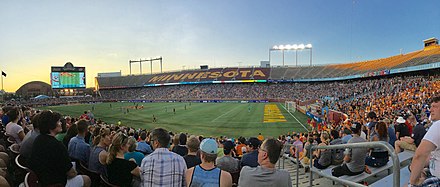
[1,1,440,187]
[0,38,438,186]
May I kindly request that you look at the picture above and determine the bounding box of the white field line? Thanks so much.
[211,104,242,122]
[210,121,301,124]
[280,104,309,132]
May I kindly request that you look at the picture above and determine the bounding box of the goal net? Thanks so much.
[285,101,297,113]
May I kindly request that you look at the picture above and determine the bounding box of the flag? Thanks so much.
[1,71,5,77]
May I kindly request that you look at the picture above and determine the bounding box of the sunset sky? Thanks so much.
[0,0,439,92]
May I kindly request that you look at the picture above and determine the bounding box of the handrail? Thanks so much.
[308,141,400,187]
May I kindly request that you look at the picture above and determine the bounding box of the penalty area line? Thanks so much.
[280,104,309,132]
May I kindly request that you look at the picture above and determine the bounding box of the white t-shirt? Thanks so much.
[422,120,440,177]
[6,122,24,144]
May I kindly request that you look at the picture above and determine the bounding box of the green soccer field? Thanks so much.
[38,102,310,138]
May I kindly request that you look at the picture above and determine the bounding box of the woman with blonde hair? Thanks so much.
[124,136,144,166]
[88,128,111,175]
[106,133,141,187]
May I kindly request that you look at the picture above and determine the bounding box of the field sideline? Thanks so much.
[38,102,310,138]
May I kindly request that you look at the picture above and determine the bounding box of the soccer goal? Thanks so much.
[284,101,297,113]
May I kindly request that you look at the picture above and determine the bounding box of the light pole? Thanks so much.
[129,56,163,75]
[270,44,312,67]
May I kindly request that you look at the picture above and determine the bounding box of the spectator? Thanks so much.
[184,135,202,169]
[63,123,78,149]
[332,122,368,177]
[124,136,145,166]
[383,118,397,147]
[300,137,314,172]
[5,107,25,144]
[238,138,292,187]
[186,138,232,186]
[341,128,352,144]
[68,119,91,164]
[106,132,141,187]
[88,128,111,175]
[313,131,332,169]
[140,128,187,186]
[330,129,344,165]
[409,96,440,186]
[395,116,426,153]
[395,116,410,139]
[29,110,91,187]
[366,122,389,167]
[172,133,188,157]
[55,118,68,142]
[216,140,240,173]
[366,112,378,141]
[19,113,40,160]
[241,137,261,168]
[235,137,247,156]
[136,132,153,155]
[290,134,303,158]
[257,133,264,141]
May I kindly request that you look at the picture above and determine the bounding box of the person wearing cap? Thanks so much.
[332,122,368,177]
[186,138,232,187]
[409,96,440,187]
[216,140,240,173]
[395,116,410,139]
[241,137,261,168]
[140,128,187,187]
[394,115,426,153]
[238,138,292,187]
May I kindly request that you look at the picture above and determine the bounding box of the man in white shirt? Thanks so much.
[409,96,440,187]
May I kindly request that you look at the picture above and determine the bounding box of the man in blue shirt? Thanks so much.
[68,120,90,164]
[136,132,153,155]
[241,137,261,167]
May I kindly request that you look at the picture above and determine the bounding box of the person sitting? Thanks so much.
[29,110,91,187]
[238,138,292,187]
[5,107,25,144]
[106,132,141,187]
[88,128,111,175]
[366,122,389,167]
[68,120,91,164]
[216,140,240,173]
[140,128,187,186]
[395,116,426,153]
[241,137,261,168]
[184,135,202,169]
[290,134,303,158]
[313,131,332,169]
[332,122,368,177]
[172,133,188,157]
[395,116,410,139]
[19,113,40,160]
[136,132,153,155]
[186,138,232,186]
[124,136,145,166]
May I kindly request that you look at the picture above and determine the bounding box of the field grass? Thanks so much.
[38,102,310,138]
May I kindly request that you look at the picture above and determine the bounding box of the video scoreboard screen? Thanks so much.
[51,63,86,89]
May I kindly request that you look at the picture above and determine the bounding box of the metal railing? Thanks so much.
[279,143,302,187]
[308,141,400,187]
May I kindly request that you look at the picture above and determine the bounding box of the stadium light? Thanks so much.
[129,56,163,75]
[269,43,313,66]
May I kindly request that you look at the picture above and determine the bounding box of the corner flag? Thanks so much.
[1,71,5,77]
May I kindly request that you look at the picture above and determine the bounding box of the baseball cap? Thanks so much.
[200,138,218,154]
[351,122,362,133]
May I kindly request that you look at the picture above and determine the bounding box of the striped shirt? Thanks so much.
[140,148,187,187]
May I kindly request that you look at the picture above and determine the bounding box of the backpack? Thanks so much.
[330,138,344,165]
